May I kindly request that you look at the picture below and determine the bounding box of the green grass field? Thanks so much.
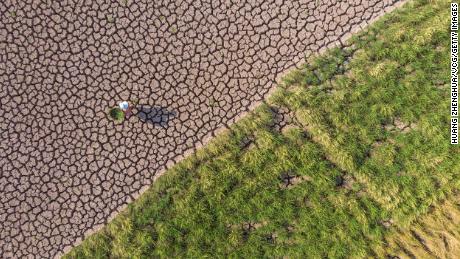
[66,0,459,258]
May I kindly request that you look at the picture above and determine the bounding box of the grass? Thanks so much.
[107,15,115,23]
[109,107,124,122]
[66,0,459,258]
[378,192,460,258]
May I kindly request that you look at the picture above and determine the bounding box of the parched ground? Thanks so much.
[0,0,405,257]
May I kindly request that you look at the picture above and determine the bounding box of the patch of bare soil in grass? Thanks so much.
[335,174,355,190]
[384,118,417,133]
[279,172,312,190]
[268,105,296,133]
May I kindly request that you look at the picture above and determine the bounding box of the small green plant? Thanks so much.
[170,26,177,33]
[10,11,16,17]
[107,15,114,23]
[109,107,124,122]
[208,97,218,107]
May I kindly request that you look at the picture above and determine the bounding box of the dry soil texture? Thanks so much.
[1,0,404,257]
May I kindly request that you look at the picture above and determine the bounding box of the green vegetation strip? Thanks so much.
[66,1,459,258]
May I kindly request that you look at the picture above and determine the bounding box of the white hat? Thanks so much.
[119,101,129,111]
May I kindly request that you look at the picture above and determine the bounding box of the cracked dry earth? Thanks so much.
[1,0,405,257]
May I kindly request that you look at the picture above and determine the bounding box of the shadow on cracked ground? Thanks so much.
[136,105,177,127]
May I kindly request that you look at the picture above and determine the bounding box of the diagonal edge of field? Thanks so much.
[62,1,460,258]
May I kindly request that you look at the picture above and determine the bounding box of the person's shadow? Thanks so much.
[136,105,177,127]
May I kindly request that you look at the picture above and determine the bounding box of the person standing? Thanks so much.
[119,101,133,119]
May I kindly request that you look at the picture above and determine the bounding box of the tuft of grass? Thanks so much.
[377,192,460,258]
[109,107,124,122]
[107,15,114,23]
[65,1,459,258]
[208,97,218,107]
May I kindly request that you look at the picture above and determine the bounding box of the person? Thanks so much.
[119,101,133,119]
